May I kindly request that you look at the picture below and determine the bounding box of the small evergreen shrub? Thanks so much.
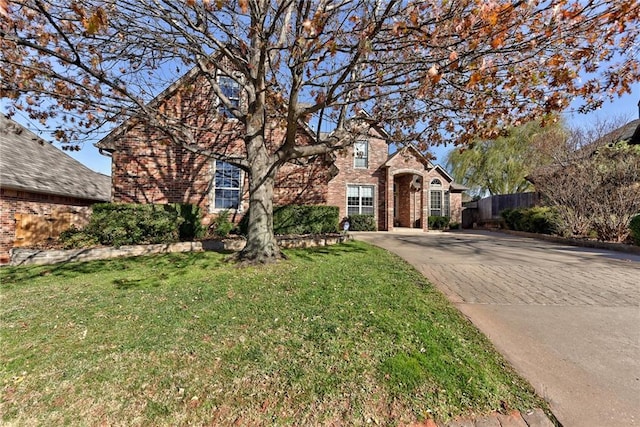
[348,214,377,231]
[211,210,234,238]
[170,203,204,240]
[630,215,640,246]
[428,216,450,230]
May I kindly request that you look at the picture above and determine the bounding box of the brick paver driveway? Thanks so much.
[353,230,640,427]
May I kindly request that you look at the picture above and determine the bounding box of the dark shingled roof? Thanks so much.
[0,114,111,201]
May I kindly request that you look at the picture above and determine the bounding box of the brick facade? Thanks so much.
[0,189,95,264]
[99,67,464,233]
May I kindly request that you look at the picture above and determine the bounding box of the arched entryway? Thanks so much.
[392,171,424,229]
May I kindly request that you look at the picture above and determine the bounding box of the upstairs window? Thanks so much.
[354,141,369,168]
[218,75,240,117]
[213,161,242,210]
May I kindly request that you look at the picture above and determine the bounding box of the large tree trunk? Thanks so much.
[237,161,283,264]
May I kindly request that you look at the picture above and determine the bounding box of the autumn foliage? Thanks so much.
[1,0,638,261]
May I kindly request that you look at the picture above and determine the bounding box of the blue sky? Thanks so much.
[4,83,639,176]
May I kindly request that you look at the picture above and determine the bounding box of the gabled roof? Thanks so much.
[96,52,319,153]
[0,114,111,201]
[384,144,434,168]
[384,144,468,191]
[432,164,469,191]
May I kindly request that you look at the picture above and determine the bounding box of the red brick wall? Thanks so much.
[107,70,335,227]
[0,188,95,264]
[326,134,389,230]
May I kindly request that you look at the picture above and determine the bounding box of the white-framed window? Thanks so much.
[212,160,242,210]
[430,190,442,216]
[429,179,450,217]
[444,190,450,217]
[218,75,240,117]
[347,185,375,215]
[353,140,368,168]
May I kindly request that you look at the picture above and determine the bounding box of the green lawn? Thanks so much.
[1,241,547,426]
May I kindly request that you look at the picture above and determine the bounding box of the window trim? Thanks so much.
[346,184,376,217]
[429,185,450,218]
[211,160,243,213]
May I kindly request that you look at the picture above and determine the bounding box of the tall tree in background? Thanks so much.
[446,120,564,197]
[1,0,639,263]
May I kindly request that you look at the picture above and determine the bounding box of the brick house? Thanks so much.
[0,114,111,264]
[96,67,466,233]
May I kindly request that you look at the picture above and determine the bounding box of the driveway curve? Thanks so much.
[353,230,640,427]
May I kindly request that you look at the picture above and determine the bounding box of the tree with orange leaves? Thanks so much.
[1,0,638,262]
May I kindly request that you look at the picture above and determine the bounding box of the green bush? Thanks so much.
[84,203,183,247]
[170,203,204,241]
[428,216,450,230]
[501,207,559,235]
[239,205,340,236]
[58,203,204,248]
[630,215,640,246]
[211,210,234,238]
[59,226,99,249]
[275,205,339,235]
[348,214,377,231]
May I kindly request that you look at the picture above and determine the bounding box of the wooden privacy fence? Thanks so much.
[462,192,540,228]
[13,210,90,247]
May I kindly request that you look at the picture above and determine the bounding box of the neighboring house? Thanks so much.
[0,114,111,264]
[95,66,466,233]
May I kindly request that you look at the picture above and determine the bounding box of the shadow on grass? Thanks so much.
[1,242,371,287]
[285,241,370,261]
[0,251,217,287]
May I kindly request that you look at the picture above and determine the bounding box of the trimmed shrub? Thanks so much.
[274,205,339,235]
[59,226,99,249]
[85,203,182,247]
[348,214,377,231]
[210,210,234,238]
[630,215,640,246]
[58,203,204,248]
[239,205,340,236]
[428,215,450,230]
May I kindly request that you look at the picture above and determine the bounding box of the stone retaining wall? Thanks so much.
[9,234,351,266]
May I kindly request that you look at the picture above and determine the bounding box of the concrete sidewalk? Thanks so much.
[353,230,640,427]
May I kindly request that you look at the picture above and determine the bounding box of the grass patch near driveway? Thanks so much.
[1,241,546,425]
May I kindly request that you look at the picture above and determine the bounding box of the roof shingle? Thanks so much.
[0,114,111,201]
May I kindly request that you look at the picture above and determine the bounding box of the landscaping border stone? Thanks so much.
[492,229,640,255]
[9,233,351,266]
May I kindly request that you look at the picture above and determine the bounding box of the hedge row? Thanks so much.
[60,203,204,248]
[501,207,558,235]
[238,205,340,235]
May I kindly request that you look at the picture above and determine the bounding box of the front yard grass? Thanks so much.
[1,241,547,425]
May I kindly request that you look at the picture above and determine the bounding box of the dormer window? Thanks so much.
[218,75,240,117]
[354,140,368,168]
